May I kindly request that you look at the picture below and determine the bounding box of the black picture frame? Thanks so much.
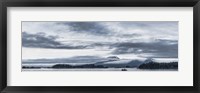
[0,0,199,93]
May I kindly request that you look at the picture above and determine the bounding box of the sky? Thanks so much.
[22,21,178,60]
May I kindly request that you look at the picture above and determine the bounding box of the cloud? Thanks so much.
[22,21,178,43]
[22,32,87,49]
[110,21,178,40]
[57,22,110,35]
[22,21,178,59]
[111,39,178,58]
[22,31,178,58]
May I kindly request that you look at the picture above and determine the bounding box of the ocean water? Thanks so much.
[22,59,178,71]
[22,68,178,71]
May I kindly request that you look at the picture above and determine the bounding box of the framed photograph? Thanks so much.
[0,0,199,93]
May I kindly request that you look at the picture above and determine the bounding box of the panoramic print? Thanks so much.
[22,21,178,71]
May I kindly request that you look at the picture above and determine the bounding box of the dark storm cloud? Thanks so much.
[22,32,87,49]
[118,33,141,38]
[111,39,178,58]
[57,22,110,35]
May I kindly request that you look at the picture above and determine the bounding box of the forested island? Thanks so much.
[138,62,178,69]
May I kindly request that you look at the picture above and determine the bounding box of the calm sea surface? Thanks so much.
[22,68,178,71]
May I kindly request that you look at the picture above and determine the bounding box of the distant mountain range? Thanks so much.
[22,56,178,69]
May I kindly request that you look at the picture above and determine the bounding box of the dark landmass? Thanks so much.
[22,62,178,70]
[22,57,178,70]
[22,66,43,69]
[138,62,178,69]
